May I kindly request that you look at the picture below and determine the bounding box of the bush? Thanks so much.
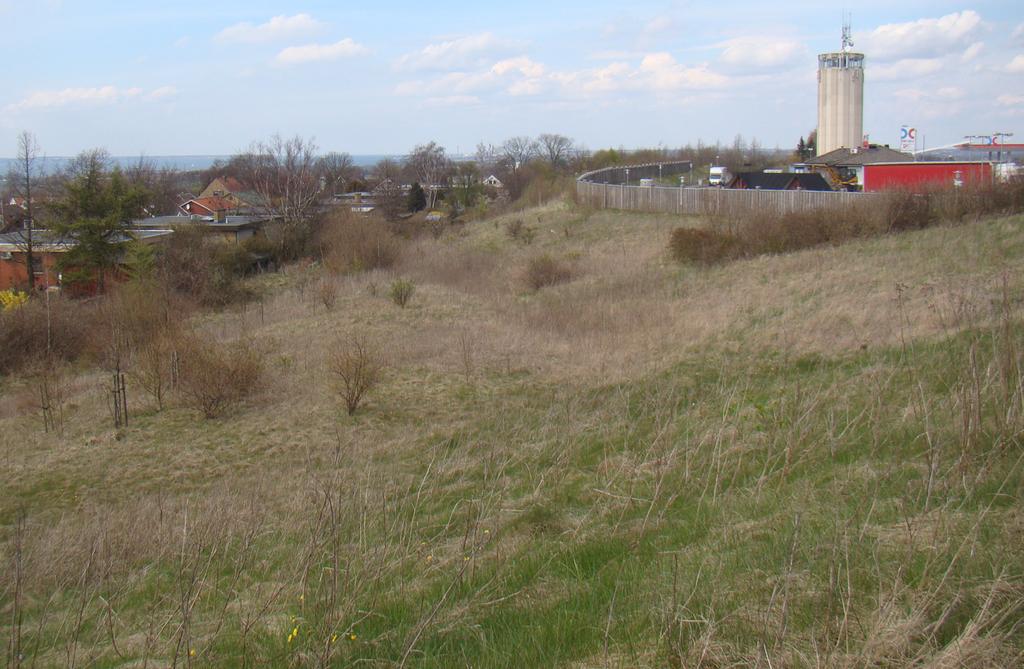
[330,336,384,415]
[669,227,743,265]
[177,335,264,418]
[0,297,97,375]
[885,190,937,232]
[389,278,415,308]
[320,214,401,274]
[317,280,338,310]
[0,289,29,311]
[505,219,536,244]
[523,254,573,291]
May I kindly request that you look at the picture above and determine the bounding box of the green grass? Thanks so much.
[2,209,1023,667]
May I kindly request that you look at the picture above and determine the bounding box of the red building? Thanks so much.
[0,229,173,294]
[862,162,993,193]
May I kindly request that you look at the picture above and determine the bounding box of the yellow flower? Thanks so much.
[349,633,357,641]
[331,633,338,643]
[464,556,470,561]
[484,529,490,534]
[426,555,433,561]
[189,649,196,657]
[292,627,299,637]
[299,594,304,602]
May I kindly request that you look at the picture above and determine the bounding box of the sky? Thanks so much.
[1,1,1022,157]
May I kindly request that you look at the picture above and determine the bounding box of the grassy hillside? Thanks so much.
[2,204,1023,667]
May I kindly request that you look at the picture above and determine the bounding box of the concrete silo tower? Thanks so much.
[816,20,864,156]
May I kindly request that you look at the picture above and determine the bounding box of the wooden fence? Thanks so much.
[577,170,877,216]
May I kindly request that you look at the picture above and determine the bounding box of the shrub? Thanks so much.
[177,335,264,418]
[886,190,937,231]
[317,280,338,310]
[0,297,96,375]
[669,227,743,265]
[505,219,536,244]
[129,332,176,410]
[320,214,401,274]
[0,289,29,311]
[330,336,384,415]
[523,254,573,291]
[389,278,415,308]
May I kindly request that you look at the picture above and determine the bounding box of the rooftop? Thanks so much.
[0,228,173,251]
[805,146,913,167]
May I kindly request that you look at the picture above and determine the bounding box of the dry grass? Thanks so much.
[1,203,1023,666]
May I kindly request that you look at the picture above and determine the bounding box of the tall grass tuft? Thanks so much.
[523,254,573,291]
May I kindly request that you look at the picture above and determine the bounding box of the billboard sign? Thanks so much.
[899,126,917,153]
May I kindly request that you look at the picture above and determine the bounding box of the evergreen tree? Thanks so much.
[53,150,148,291]
[795,136,807,161]
[407,182,427,212]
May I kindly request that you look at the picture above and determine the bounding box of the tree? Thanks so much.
[499,136,538,199]
[500,136,538,172]
[125,156,182,216]
[537,133,574,169]
[237,134,321,259]
[373,158,405,221]
[407,182,426,212]
[407,142,452,210]
[318,152,355,196]
[474,142,499,173]
[52,149,148,292]
[7,131,41,290]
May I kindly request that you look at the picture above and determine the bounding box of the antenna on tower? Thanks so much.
[841,12,854,52]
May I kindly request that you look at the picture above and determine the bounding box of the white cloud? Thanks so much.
[638,53,728,90]
[147,86,178,100]
[961,42,984,62]
[1006,55,1024,74]
[859,10,982,61]
[396,51,727,102]
[1013,24,1024,43]
[395,33,518,71]
[718,37,805,68]
[395,55,545,97]
[275,39,368,65]
[4,85,148,112]
[216,14,323,44]
[492,56,545,79]
[871,58,943,81]
[550,53,727,97]
[997,94,1024,106]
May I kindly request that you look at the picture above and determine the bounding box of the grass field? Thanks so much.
[2,202,1023,667]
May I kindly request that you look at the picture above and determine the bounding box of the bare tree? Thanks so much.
[8,131,41,290]
[125,156,182,216]
[499,136,538,199]
[238,135,321,259]
[537,133,575,169]
[407,142,452,210]
[372,158,405,221]
[500,136,537,173]
[474,142,499,174]
[317,152,355,197]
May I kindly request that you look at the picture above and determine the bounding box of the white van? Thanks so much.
[708,166,728,186]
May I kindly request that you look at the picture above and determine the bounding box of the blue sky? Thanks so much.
[1,1,1022,156]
